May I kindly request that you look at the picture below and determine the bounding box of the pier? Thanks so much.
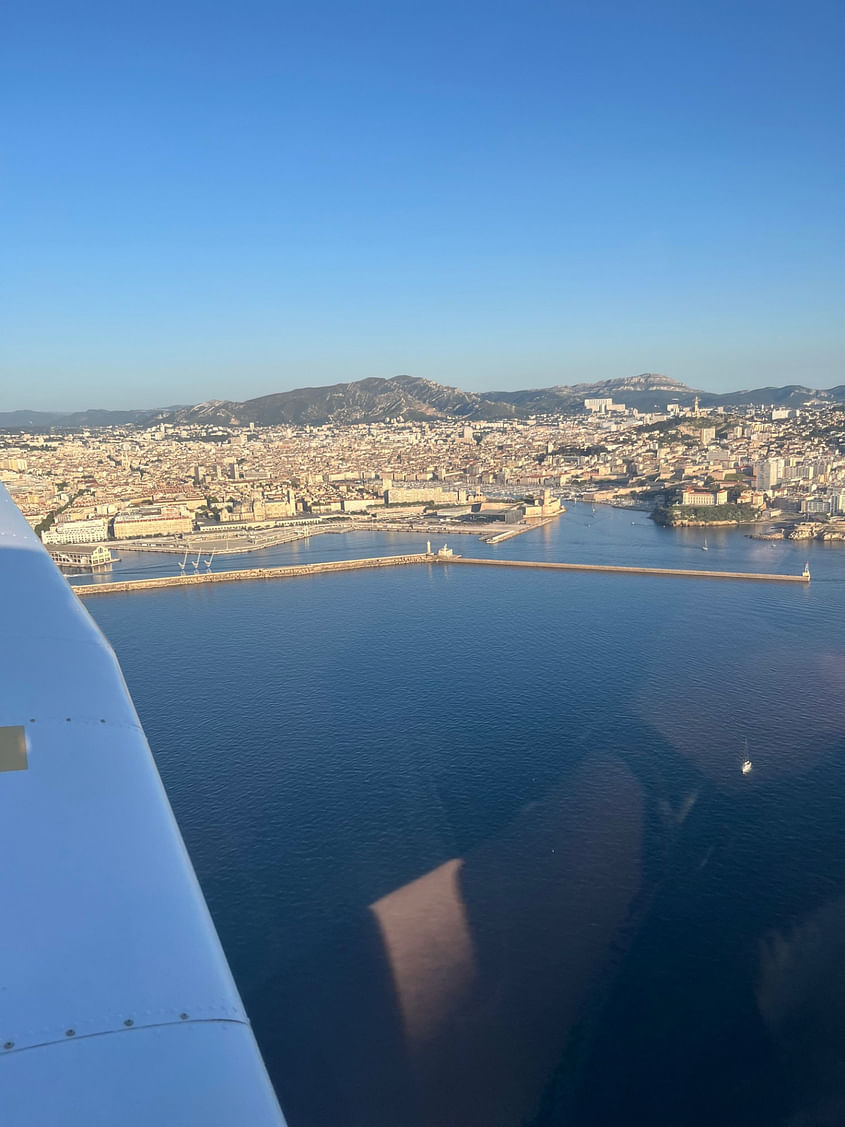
[481,515,561,545]
[74,551,810,596]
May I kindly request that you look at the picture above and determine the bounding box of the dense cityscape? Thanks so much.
[4,385,845,572]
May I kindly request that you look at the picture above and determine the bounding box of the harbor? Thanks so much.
[74,548,811,596]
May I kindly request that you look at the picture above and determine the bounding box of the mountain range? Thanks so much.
[3,374,845,429]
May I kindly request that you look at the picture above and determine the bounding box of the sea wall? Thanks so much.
[75,551,810,597]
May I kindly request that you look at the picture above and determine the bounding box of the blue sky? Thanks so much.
[3,0,844,409]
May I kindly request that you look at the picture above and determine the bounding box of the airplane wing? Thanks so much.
[0,485,286,1125]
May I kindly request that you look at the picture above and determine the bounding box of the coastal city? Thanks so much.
[6,5,845,1124]
[3,390,845,572]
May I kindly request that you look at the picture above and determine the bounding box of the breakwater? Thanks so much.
[74,552,810,597]
[446,558,809,582]
[75,553,429,596]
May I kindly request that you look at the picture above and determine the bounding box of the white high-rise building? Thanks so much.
[584,398,613,413]
[754,458,785,492]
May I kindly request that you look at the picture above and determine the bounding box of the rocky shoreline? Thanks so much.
[747,521,845,543]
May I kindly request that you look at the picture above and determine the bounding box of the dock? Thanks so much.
[74,551,810,597]
[481,515,561,545]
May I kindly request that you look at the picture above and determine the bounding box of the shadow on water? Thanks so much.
[558,740,845,1127]
[252,705,845,1127]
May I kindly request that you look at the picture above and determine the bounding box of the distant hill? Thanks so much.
[480,374,696,415]
[3,375,845,429]
[0,410,63,428]
[169,373,845,424]
[171,376,498,427]
[699,384,845,409]
[0,407,182,429]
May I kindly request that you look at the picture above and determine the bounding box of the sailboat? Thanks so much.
[701,537,708,551]
[741,739,753,776]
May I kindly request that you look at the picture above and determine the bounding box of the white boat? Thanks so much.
[741,738,752,775]
[701,538,708,551]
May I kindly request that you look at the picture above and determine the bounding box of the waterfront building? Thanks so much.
[252,494,296,519]
[341,496,382,512]
[679,488,729,506]
[42,516,109,545]
[47,543,113,568]
[385,486,446,504]
[520,490,563,518]
[112,507,193,539]
[468,501,522,523]
[803,498,832,515]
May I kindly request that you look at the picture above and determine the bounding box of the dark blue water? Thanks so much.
[84,506,845,1127]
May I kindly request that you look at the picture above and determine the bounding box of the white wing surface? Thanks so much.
[0,486,286,1125]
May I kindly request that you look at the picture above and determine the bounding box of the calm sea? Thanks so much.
[83,506,845,1127]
